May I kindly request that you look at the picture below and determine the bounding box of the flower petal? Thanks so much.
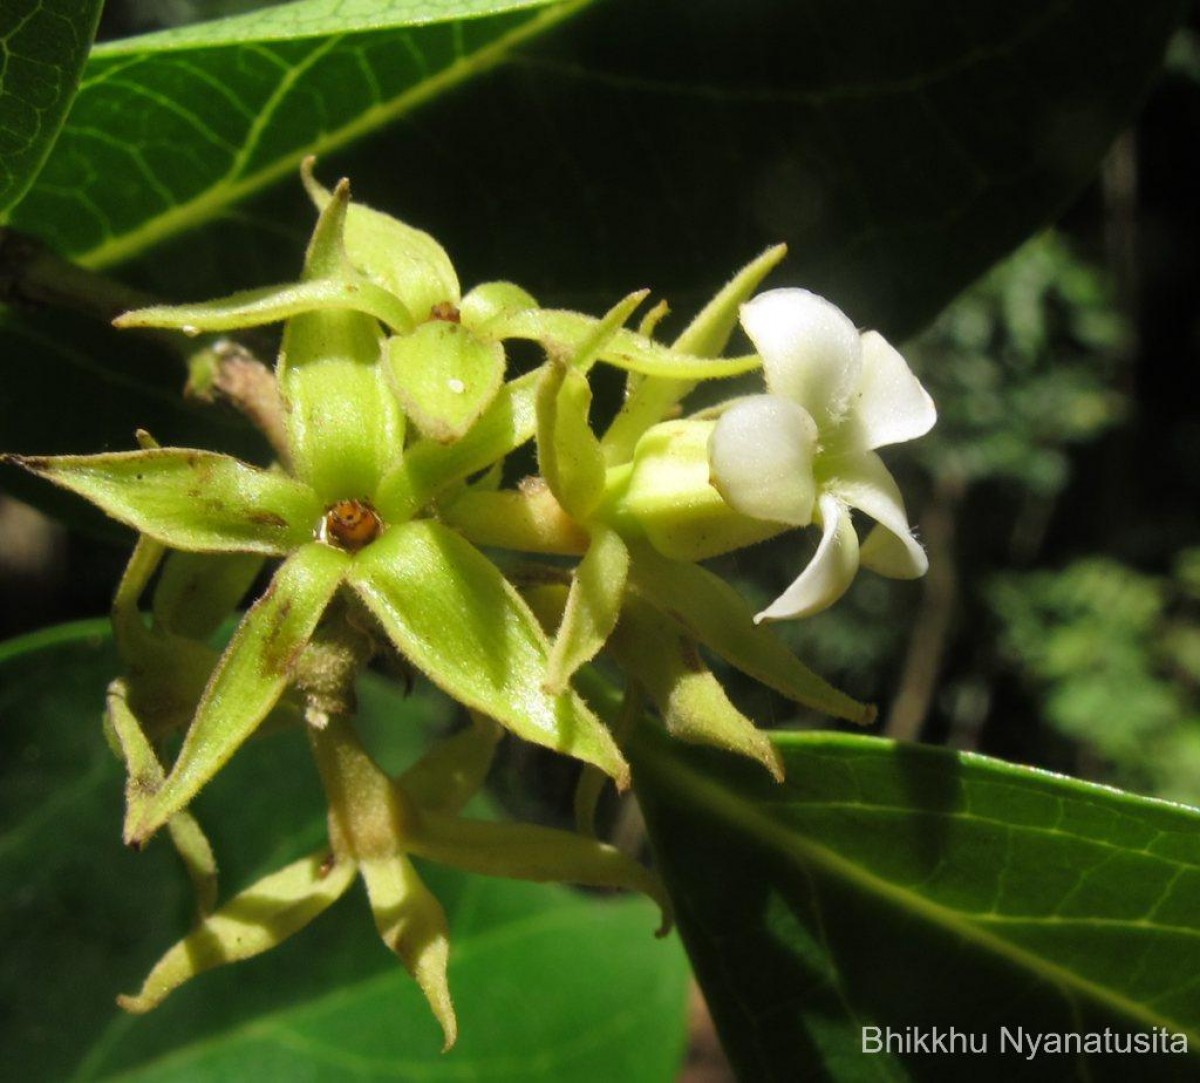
[826,451,928,579]
[708,396,819,526]
[739,288,862,423]
[756,493,860,622]
[853,331,937,448]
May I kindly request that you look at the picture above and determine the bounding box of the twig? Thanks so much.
[884,475,964,741]
[1,225,288,461]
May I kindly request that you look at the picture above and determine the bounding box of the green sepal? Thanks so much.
[399,713,502,815]
[602,244,788,464]
[536,362,605,519]
[459,280,538,331]
[278,310,405,503]
[347,519,629,786]
[4,449,321,554]
[575,683,643,837]
[125,543,350,845]
[604,420,785,560]
[360,854,456,1050]
[109,537,219,738]
[627,542,876,725]
[374,368,540,521]
[675,244,789,356]
[115,277,414,336]
[440,485,590,556]
[408,811,671,935]
[485,306,760,378]
[275,179,408,501]
[545,526,629,694]
[152,550,264,641]
[303,161,459,320]
[531,291,643,519]
[117,849,357,1014]
[106,679,219,914]
[608,597,783,781]
[385,322,505,443]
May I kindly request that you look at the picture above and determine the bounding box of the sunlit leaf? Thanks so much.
[634,727,1200,1079]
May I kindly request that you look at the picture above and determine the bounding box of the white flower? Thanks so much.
[708,288,936,622]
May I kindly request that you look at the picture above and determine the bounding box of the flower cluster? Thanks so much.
[5,165,933,1046]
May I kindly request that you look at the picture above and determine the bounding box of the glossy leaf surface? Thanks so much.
[633,726,1200,1081]
[0,619,689,1082]
[0,0,102,213]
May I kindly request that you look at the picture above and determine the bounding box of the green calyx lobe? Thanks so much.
[386,320,505,444]
[302,158,460,323]
[279,180,406,504]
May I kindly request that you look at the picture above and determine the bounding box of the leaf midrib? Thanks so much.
[633,733,1200,1044]
[75,0,593,272]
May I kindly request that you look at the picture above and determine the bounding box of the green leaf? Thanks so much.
[0,0,102,214]
[126,543,349,844]
[348,518,630,785]
[4,448,322,554]
[8,0,576,270]
[0,619,689,1082]
[632,727,1200,1080]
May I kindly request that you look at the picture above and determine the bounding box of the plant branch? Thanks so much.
[884,475,964,742]
[0,225,289,462]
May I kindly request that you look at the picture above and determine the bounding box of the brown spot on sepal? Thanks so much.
[428,301,461,323]
[249,510,289,530]
[679,636,707,674]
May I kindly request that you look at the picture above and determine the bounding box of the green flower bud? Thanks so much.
[604,419,786,561]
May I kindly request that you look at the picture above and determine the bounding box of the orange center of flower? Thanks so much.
[322,499,382,551]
